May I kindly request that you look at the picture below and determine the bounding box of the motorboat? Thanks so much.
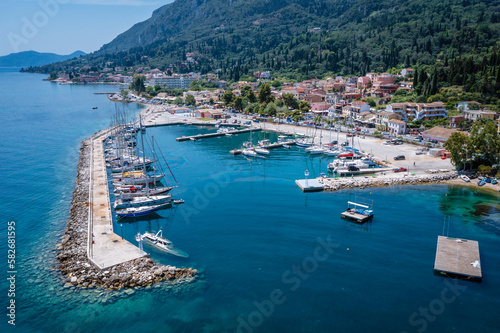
[254,147,270,155]
[135,230,189,258]
[460,175,470,182]
[242,149,258,157]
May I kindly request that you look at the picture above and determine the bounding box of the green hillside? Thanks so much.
[25,0,500,104]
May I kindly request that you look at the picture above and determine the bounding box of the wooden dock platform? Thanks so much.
[87,133,148,270]
[295,179,325,192]
[434,236,482,281]
[176,128,261,141]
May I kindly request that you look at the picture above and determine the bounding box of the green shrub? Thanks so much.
[478,165,492,175]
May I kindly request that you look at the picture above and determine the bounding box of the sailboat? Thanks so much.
[116,203,169,218]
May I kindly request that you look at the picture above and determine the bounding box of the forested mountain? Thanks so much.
[27,0,500,103]
[0,50,86,67]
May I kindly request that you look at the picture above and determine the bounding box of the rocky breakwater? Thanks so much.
[321,171,459,191]
[56,136,197,290]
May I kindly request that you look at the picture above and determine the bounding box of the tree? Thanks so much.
[189,80,201,91]
[234,96,244,111]
[468,118,500,166]
[444,132,469,168]
[209,98,214,105]
[120,89,128,98]
[271,79,282,89]
[222,91,235,106]
[299,100,311,113]
[174,96,184,104]
[132,74,146,92]
[282,93,299,109]
[258,83,273,104]
[185,94,196,105]
[49,72,57,80]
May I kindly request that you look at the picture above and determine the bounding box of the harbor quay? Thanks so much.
[56,127,197,290]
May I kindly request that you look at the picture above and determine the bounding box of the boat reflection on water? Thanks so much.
[136,229,189,258]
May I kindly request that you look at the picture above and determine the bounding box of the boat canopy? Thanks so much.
[347,201,370,209]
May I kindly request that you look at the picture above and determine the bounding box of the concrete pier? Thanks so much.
[87,133,148,269]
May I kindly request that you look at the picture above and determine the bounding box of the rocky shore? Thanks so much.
[56,135,197,290]
[320,171,459,191]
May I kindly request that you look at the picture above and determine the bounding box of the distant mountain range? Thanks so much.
[0,50,86,68]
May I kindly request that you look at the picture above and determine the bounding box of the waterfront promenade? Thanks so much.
[87,132,148,269]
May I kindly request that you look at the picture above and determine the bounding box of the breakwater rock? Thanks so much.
[56,136,197,290]
[321,171,459,191]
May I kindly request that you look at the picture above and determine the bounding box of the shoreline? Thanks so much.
[56,132,197,290]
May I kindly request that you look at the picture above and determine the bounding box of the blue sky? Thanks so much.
[1,0,174,56]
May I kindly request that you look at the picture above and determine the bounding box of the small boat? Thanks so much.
[460,175,470,182]
[136,230,189,258]
[190,137,197,141]
[296,140,313,147]
[116,203,169,218]
[242,149,258,158]
[485,177,492,183]
[492,178,498,185]
[283,144,291,149]
[477,178,486,186]
[92,107,98,109]
[254,147,270,155]
[308,147,325,155]
[337,152,354,158]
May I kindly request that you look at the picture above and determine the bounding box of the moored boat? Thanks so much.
[460,175,470,182]
[116,203,169,218]
[136,230,189,258]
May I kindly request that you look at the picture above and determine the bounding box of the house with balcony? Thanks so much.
[375,111,402,129]
[463,109,497,121]
[386,102,447,121]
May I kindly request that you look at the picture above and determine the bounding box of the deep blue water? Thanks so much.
[1,68,500,333]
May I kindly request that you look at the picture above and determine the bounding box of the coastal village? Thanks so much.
[49,59,500,292]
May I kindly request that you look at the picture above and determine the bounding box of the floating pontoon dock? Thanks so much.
[176,128,261,141]
[341,199,374,224]
[434,236,482,281]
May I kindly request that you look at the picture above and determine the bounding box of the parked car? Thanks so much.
[355,128,361,131]
[415,151,424,155]
[347,133,356,137]
[330,140,338,145]
[393,167,407,172]
[341,141,349,147]
[394,155,406,160]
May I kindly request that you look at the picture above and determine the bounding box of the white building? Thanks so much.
[388,119,407,134]
[386,102,447,121]
[149,75,195,89]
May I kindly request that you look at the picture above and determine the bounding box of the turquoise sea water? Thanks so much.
[1,68,500,333]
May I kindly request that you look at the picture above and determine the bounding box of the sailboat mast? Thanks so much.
[139,116,150,196]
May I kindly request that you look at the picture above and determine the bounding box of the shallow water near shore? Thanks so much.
[1,68,500,333]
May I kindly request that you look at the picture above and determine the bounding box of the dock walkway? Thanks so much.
[434,236,482,281]
[87,133,147,270]
[176,128,261,142]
